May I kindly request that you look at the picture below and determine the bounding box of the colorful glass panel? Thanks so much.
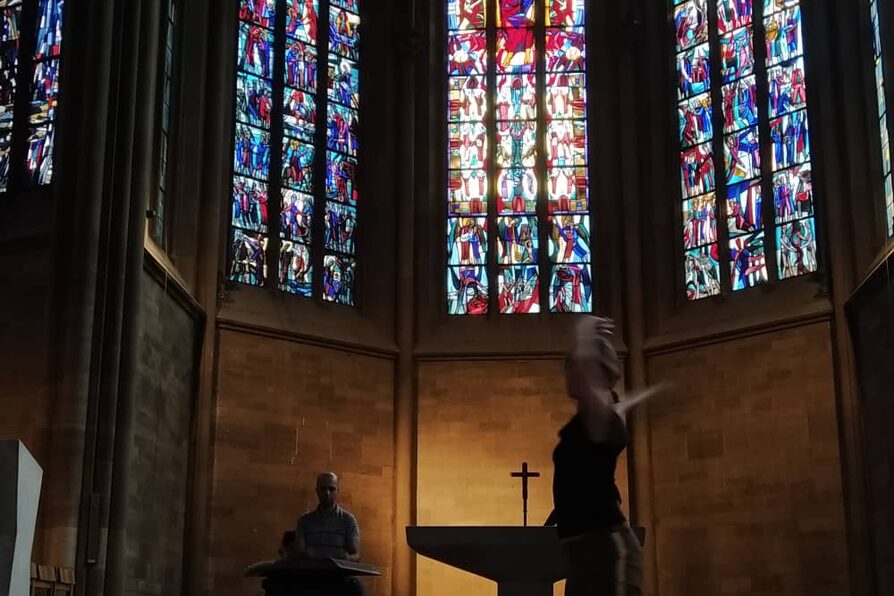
[547,0,584,27]
[281,190,314,242]
[717,0,751,34]
[729,231,768,290]
[285,0,318,43]
[767,56,806,117]
[776,217,817,278]
[678,92,713,146]
[549,264,592,312]
[447,216,488,265]
[239,0,275,28]
[769,109,809,171]
[680,142,715,198]
[724,126,760,184]
[546,120,586,167]
[238,22,275,78]
[772,164,813,223]
[726,179,762,235]
[327,103,358,156]
[682,194,717,249]
[232,175,269,233]
[496,121,537,168]
[34,0,62,60]
[326,151,358,204]
[496,28,536,73]
[278,241,312,296]
[449,169,488,214]
[324,201,357,254]
[719,26,753,82]
[448,31,487,74]
[329,6,359,60]
[497,0,535,27]
[498,266,540,313]
[283,86,316,141]
[677,43,711,99]
[674,0,708,52]
[722,75,758,132]
[237,71,274,129]
[545,28,585,71]
[549,214,590,263]
[0,0,18,189]
[451,75,489,121]
[234,124,271,179]
[870,0,892,238]
[497,167,537,213]
[284,38,317,91]
[229,229,268,286]
[547,167,588,213]
[764,6,802,66]
[545,72,586,120]
[281,136,314,192]
[447,266,489,315]
[449,122,488,169]
[497,215,538,264]
[322,255,355,304]
[684,245,721,300]
[26,123,53,184]
[448,0,487,30]
[328,54,359,108]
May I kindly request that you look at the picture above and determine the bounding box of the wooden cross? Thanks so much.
[510,462,540,527]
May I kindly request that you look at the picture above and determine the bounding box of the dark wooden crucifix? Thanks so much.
[510,462,540,527]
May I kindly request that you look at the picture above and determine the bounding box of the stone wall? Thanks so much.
[646,322,849,596]
[120,270,199,596]
[208,329,395,596]
[848,260,894,595]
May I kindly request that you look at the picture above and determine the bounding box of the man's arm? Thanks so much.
[343,515,361,562]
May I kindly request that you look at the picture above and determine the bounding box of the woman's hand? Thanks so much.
[614,383,673,417]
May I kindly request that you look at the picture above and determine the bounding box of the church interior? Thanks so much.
[1,0,894,595]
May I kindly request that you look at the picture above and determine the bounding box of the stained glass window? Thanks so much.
[149,0,177,249]
[0,0,63,192]
[674,0,818,301]
[229,0,360,305]
[27,0,62,185]
[870,0,894,237]
[446,0,592,315]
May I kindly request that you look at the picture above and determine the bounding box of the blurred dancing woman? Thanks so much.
[552,317,666,596]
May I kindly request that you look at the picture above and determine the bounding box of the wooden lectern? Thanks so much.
[246,558,380,596]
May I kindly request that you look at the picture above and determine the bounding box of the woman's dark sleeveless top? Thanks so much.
[552,411,626,539]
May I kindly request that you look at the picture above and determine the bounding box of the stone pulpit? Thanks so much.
[0,440,43,596]
[407,526,567,596]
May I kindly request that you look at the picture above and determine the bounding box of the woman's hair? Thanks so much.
[565,318,621,396]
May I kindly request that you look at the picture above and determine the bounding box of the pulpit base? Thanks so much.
[497,580,554,596]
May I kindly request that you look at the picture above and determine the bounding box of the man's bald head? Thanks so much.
[316,472,339,486]
[315,472,340,510]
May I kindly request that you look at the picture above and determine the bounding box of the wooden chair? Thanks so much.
[30,564,56,596]
[55,567,76,596]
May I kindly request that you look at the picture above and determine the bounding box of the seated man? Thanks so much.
[291,472,364,596]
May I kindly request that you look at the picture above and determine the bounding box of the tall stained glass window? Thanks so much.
[149,0,177,249]
[0,0,64,192]
[229,0,360,306]
[869,0,894,238]
[674,0,818,301]
[446,0,592,315]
